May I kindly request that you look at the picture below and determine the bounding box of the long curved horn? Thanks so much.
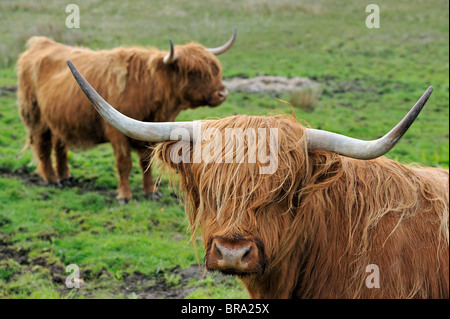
[306,86,433,160]
[67,60,193,142]
[207,27,237,55]
[163,39,178,64]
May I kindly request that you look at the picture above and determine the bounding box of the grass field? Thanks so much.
[0,0,448,299]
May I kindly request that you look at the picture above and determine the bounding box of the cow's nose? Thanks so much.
[207,237,263,275]
[214,242,252,267]
[217,88,228,99]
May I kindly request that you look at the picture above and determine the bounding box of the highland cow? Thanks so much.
[68,63,449,298]
[17,29,236,202]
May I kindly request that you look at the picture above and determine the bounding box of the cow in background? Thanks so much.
[17,29,236,202]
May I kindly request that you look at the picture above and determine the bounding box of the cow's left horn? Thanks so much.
[67,60,194,142]
[207,27,237,55]
[306,86,433,159]
[163,39,177,64]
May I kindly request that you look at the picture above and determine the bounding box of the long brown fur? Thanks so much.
[154,114,449,298]
[17,36,226,199]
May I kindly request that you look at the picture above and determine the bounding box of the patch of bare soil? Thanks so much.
[0,85,16,97]
[0,232,68,285]
[1,231,216,299]
[224,75,320,94]
[122,264,236,299]
[0,167,115,197]
[0,233,29,266]
[121,265,204,299]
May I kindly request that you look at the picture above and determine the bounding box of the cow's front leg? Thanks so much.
[111,136,133,203]
[138,146,162,200]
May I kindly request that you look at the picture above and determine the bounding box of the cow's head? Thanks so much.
[155,29,236,108]
[66,60,432,277]
[154,115,313,277]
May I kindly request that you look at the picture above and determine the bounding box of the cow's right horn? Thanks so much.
[306,87,433,160]
[67,60,193,142]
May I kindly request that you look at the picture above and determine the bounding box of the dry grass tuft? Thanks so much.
[288,87,322,112]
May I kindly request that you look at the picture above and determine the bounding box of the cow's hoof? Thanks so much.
[145,191,163,200]
[49,181,63,188]
[60,177,75,187]
[117,198,130,205]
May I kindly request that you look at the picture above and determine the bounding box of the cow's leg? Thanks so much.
[53,137,72,185]
[138,146,162,200]
[17,93,57,185]
[111,137,133,203]
[33,128,58,184]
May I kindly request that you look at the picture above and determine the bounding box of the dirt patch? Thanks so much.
[0,168,176,206]
[0,167,115,198]
[224,75,320,94]
[0,234,30,266]
[31,253,67,285]
[0,85,16,97]
[0,232,67,284]
[122,264,224,299]
[1,232,208,298]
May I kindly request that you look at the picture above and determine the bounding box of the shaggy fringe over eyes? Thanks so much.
[152,114,343,264]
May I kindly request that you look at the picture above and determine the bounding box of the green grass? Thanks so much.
[0,0,448,299]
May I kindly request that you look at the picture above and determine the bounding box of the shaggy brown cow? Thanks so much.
[17,29,236,202]
[68,63,449,299]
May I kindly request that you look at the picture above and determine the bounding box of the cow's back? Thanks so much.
[17,37,154,148]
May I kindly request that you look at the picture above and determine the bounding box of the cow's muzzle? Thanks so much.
[205,236,266,276]
[208,88,228,107]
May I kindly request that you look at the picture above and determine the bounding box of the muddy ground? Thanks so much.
[121,264,213,299]
[1,227,229,299]
[0,170,227,299]
[0,167,114,195]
